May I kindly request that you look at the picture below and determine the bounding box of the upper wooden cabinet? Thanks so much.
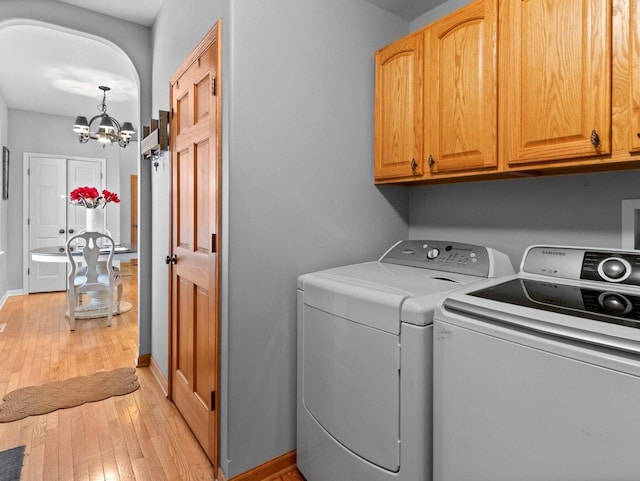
[374,32,423,181]
[374,0,640,184]
[425,0,498,176]
[500,0,612,169]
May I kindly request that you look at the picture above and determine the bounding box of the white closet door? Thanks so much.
[28,157,104,293]
[28,157,67,293]
[67,159,104,235]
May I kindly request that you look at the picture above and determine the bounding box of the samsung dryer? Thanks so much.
[296,240,514,481]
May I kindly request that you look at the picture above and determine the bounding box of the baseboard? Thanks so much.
[218,450,297,481]
[149,355,168,396]
[0,289,25,311]
[136,353,151,367]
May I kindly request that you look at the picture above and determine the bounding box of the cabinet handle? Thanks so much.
[428,155,435,168]
[166,254,177,265]
[68,229,74,234]
[59,229,65,234]
[590,129,600,148]
[410,159,418,171]
[636,133,640,139]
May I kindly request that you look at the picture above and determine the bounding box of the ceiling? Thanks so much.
[0,0,443,128]
[57,0,165,28]
[365,0,446,21]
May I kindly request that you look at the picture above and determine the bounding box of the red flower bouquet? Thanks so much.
[70,186,120,209]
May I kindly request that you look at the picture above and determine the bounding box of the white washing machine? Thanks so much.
[297,240,514,481]
[433,245,640,481]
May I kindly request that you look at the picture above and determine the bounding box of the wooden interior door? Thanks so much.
[169,21,221,468]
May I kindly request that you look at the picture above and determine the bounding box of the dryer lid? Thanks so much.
[299,261,479,333]
[301,271,408,334]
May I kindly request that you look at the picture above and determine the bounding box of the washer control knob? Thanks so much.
[426,248,440,260]
[598,257,631,282]
[598,293,632,315]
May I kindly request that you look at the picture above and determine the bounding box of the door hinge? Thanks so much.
[211,233,217,253]
[211,77,217,96]
[211,391,216,411]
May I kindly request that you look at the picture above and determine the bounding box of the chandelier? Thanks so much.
[72,86,136,148]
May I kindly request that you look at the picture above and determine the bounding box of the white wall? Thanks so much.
[153,0,410,477]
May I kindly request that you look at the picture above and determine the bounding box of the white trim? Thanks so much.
[22,152,106,294]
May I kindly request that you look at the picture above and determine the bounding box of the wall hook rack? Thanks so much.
[141,110,169,171]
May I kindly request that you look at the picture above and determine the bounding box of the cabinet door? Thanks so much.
[374,32,423,181]
[425,0,498,175]
[500,0,612,168]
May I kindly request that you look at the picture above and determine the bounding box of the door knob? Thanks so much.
[166,254,177,265]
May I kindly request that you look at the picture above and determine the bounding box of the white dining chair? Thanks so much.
[65,231,120,330]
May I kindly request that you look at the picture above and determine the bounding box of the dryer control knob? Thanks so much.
[426,248,440,260]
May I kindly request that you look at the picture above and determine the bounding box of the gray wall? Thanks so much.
[0,93,8,300]
[410,0,474,30]
[152,0,410,477]
[227,1,408,475]
[409,171,640,268]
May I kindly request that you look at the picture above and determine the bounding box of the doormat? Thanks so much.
[0,368,139,423]
[0,445,25,481]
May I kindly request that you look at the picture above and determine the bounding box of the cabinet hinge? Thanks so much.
[27,218,30,226]
[211,77,217,96]
[211,391,216,411]
[27,168,30,176]
[27,267,30,275]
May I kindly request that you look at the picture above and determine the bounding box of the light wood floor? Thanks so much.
[0,267,305,481]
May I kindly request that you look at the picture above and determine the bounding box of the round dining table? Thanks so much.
[30,244,137,319]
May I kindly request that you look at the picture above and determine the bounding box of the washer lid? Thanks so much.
[439,275,640,355]
[299,261,478,334]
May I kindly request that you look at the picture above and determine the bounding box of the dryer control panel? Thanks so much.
[381,240,502,278]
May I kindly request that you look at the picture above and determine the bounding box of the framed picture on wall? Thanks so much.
[2,146,8,200]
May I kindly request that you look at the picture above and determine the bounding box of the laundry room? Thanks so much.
[1,0,639,480]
